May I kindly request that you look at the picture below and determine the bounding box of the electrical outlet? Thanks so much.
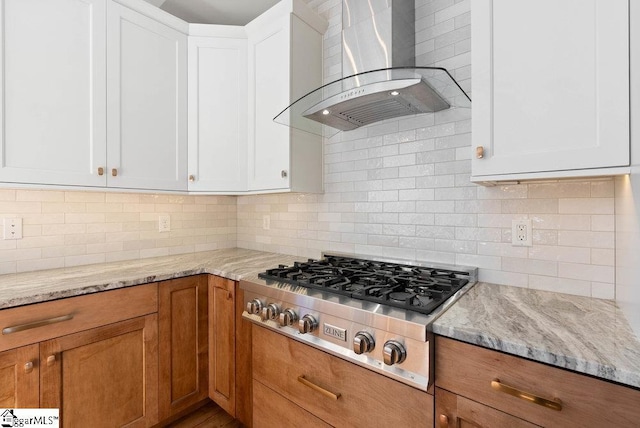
[262,215,270,230]
[158,215,171,232]
[3,218,22,240]
[512,219,532,247]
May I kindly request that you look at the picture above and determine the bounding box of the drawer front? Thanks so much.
[0,284,158,351]
[252,325,432,428]
[435,336,640,427]
[253,379,330,428]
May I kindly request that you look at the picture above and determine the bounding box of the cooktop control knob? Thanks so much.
[246,299,263,315]
[353,331,375,355]
[279,308,298,327]
[261,303,281,321]
[383,340,407,366]
[298,314,318,334]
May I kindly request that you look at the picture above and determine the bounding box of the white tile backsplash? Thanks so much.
[235,0,617,298]
[0,189,236,273]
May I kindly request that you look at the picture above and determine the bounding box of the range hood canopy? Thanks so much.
[274,0,471,137]
[274,66,471,137]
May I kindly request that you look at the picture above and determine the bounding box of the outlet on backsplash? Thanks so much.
[511,219,532,247]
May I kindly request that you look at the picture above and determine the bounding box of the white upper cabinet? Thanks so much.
[107,1,188,191]
[246,0,327,193]
[0,0,107,187]
[187,28,248,193]
[471,0,630,182]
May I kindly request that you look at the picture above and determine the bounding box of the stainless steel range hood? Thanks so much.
[274,0,471,137]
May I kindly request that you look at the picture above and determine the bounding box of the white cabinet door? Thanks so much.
[471,0,629,179]
[107,1,187,191]
[0,0,107,187]
[188,36,247,193]
[247,15,292,192]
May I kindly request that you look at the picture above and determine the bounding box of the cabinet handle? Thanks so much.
[281,170,288,178]
[297,375,341,400]
[491,379,562,411]
[97,167,104,176]
[46,355,56,367]
[438,414,449,428]
[2,314,74,335]
[476,146,484,159]
[111,168,118,177]
[188,174,195,182]
[24,361,34,374]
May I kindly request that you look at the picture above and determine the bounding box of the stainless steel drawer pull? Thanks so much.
[298,375,341,400]
[491,379,562,411]
[2,314,74,335]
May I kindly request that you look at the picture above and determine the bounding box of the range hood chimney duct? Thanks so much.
[274,0,471,136]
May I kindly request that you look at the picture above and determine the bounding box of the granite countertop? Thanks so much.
[432,282,640,390]
[0,248,301,309]
[2,252,639,390]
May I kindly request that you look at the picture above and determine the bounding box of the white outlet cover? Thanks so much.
[511,219,532,247]
[3,218,22,240]
[158,215,171,232]
[262,215,270,230]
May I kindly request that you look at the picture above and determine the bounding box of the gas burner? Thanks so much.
[258,254,471,315]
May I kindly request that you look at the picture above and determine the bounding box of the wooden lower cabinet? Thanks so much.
[209,275,236,416]
[158,276,209,421]
[436,387,540,428]
[40,314,159,427]
[435,336,640,427]
[252,325,433,427]
[0,344,39,408]
[253,379,330,428]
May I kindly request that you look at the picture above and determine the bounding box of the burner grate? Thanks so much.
[258,255,470,315]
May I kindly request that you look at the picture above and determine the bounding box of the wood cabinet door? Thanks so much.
[472,0,629,178]
[158,276,209,421]
[187,36,248,193]
[436,387,540,428]
[106,1,187,191]
[40,315,158,428]
[0,344,39,408]
[0,0,106,187]
[209,276,236,416]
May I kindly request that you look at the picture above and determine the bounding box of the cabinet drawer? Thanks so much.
[252,326,432,428]
[253,380,330,428]
[435,337,640,427]
[0,284,157,352]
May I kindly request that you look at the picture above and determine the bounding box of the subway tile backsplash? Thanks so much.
[237,0,616,299]
[0,190,236,274]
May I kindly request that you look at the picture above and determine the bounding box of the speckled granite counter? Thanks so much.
[0,248,301,309]
[432,282,640,389]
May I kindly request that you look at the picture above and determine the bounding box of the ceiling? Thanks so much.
[143,0,281,25]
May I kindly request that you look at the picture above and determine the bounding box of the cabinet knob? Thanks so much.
[281,170,288,178]
[46,355,56,367]
[111,168,118,177]
[476,146,484,159]
[188,174,196,182]
[97,167,104,176]
[24,361,34,374]
[438,414,449,428]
